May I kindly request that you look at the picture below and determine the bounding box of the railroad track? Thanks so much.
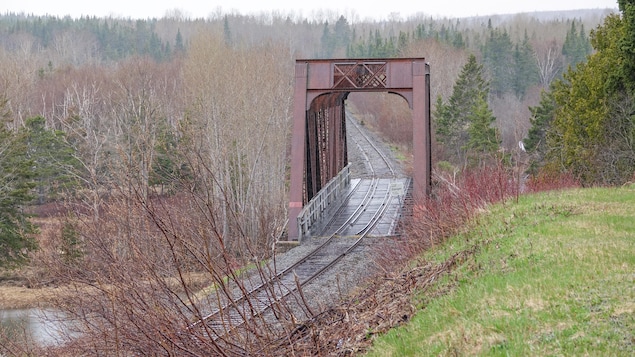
[189,113,404,341]
[345,112,396,178]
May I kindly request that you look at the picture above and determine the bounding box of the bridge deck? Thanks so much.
[310,177,409,237]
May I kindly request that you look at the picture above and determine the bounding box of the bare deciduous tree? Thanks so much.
[183,31,291,252]
[109,57,175,201]
[59,76,113,221]
[532,38,564,88]
[0,44,39,127]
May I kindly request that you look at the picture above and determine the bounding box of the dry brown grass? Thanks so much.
[0,204,70,309]
[0,284,71,309]
[0,271,213,310]
[278,247,477,355]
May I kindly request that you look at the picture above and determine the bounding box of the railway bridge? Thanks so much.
[191,59,432,343]
[288,58,431,241]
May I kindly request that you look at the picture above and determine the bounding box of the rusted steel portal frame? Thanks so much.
[288,58,431,241]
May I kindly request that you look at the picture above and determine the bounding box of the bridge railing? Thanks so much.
[297,164,351,241]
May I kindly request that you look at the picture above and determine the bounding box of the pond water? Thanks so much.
[0,309,68,347]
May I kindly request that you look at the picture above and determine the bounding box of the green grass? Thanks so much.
[389,145,408,162]
[365,186,635,356]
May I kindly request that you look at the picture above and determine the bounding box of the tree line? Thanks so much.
[0,14,186,62]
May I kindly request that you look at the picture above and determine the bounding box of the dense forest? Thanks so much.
[1,1,634,353]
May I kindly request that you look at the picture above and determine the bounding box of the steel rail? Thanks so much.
[216,179,393,335]
[311,112,395,236]
[195,176,382,336]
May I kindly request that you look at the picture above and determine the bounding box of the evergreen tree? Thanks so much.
[0,104,37,267]
[483,27,515,96]
[415,23,426,39]
[547,59,609,183]
[59,219,83,265]
[20,116,80,204]
[320,21,333,57]
[466,95,501,164]
[175,28,185,53]
[524,89,556,174]
[453,32,466,49]
[562,20,592,68]
[223,15,232,46]
[512,31,540,98]
[320,16,351,58]
[384,37,396,57]
[150,118,191,194]
[618,0,635,93]
[435,54,496,166]
[333,15,351,51]
[398,31,409,52]
[542,10,635,185]
[373,29,383,57]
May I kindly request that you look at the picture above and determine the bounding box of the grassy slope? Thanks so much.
[365,186,635,356]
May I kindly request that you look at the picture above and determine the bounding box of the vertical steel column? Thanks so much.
[412,61,432,201]
[305,109,316,202]
[318,106,327,189]
[303,94,349,204]
[336,100,348,168]
[323,95,348,192]
[288,63,308,241]
[327,103,337,185]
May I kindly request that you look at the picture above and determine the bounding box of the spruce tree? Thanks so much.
[0,106,38,267]
[21,116,80,204]
[466,94,500,164]
[175,28,185,53]
[525,89,556,174]
[512,31,540,99]
[333,15,351,52]
[223,16,232,46]
[562,20,592,69]
[320,21,333,57]
[483,27,514,96]
[435,54,498,167]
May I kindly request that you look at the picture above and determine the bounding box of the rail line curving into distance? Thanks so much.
[189,113,403,341]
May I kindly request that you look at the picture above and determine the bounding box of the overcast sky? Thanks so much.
[3,0,619,20]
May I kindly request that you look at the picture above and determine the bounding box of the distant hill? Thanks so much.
[458,7,617,25]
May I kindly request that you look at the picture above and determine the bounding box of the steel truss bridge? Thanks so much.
[186,59,432,348]
[288,58,431,241]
